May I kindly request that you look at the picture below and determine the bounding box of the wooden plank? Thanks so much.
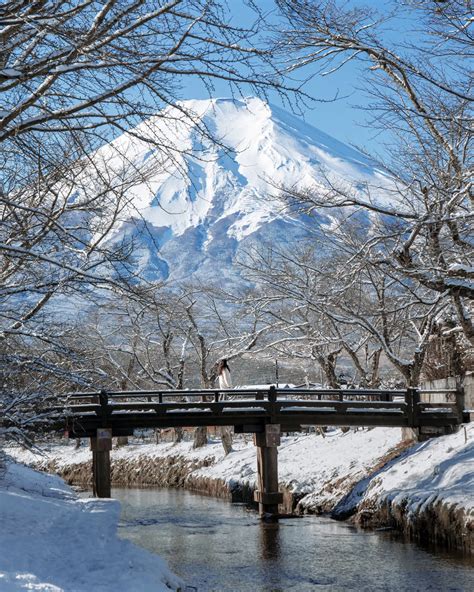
[92,451,111,498]
[104,400,271,411]
[275,388,405,397]
[278,400,404,410]
[90,428,112,452]
[66,388,266,400]
[235,424,265,433]
[418,389,458,394]
[254,424,281,447]
[418,414,460,426]
[64,404,101,412]
[90,431,111,498]
[52,409,415,433]
[419,403,458,409]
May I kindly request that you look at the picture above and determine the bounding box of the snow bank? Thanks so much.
[335,423,474,552]
[9,438,219,470]
[0,459,183,592]
[7,425,473,552]
[7,428,405,514]
[193,428,405,512]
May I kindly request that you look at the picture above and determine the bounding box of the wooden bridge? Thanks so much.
[45,386,467,516]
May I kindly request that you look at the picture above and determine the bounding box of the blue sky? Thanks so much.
[180,0,408,155]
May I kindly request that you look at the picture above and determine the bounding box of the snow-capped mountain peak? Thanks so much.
[88,97,391,283]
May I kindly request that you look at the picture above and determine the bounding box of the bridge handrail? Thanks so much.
[58,399,408,411]
[9,385,466,438]
[63,387,409,400]
[57,387,464,424]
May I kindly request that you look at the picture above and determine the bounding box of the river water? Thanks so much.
[113,487,474,592]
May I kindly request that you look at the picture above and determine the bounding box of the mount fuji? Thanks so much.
[91,97,391,286]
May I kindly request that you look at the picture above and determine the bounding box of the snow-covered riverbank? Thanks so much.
[7,428,405,512]
[335,424,474,553]
[0,458,183,592]
[6,424,474,554]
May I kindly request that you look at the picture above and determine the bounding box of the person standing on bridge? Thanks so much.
[217,358,233,455]
[217,358,232,390]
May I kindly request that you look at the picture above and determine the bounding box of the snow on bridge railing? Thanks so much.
[62,387,409,400]
[7,387,466,440]
[51,386,467,421]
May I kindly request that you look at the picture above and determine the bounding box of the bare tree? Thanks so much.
[273,0,473,342]
[0,1,289,142]
[241,237,446,387]
[0,0,295,443]
[1,0,291,335]
[176,286,269,448]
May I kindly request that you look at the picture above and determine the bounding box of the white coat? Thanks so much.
[218,367,232,390]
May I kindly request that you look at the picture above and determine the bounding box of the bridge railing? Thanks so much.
[59,387,410,415]
[54,386,465,426]
[5,386,466,440]
[63,386,408,402]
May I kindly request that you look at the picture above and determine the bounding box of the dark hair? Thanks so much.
[217,358,229,375]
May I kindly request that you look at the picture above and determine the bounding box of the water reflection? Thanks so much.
[112,488,474,592]
[259,522,281,561]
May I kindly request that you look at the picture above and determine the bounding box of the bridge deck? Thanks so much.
[45,387,465,438]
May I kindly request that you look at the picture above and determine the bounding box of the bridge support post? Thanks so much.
[90,428,112,498]
[254,424,283,517]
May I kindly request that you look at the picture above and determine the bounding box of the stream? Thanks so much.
[112,487,474,592]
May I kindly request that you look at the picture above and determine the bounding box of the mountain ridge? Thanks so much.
[90,96,391,284]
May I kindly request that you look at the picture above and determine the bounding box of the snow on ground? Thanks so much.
[0,458,182,592]
[195,428,404,510]
[8,424,473,527]
[9,437,223,469]
[7,427,404,512]
[337,423,474,526]
[9,425,473,522]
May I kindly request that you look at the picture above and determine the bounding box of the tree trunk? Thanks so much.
[174,427,184,444]
[367,349,382,388]
[115,436,129,448]
[221,427,233,455]
[193,426,208,449]
[315,349,342,389]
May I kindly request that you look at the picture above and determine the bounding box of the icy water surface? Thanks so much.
[113,487,474,592]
